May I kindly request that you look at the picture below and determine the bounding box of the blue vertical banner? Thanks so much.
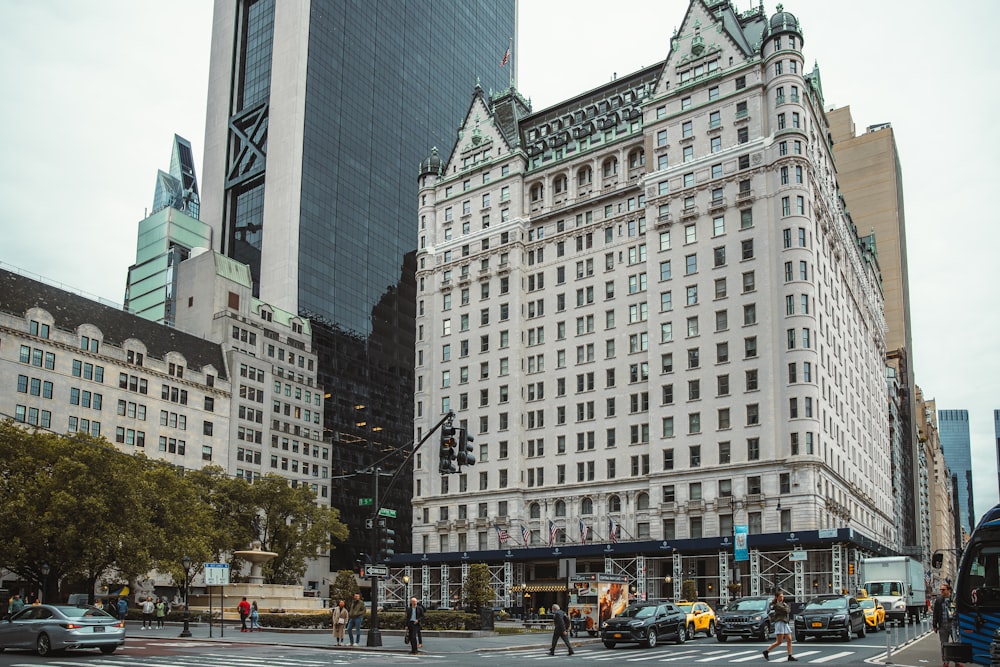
[734,524,749,562]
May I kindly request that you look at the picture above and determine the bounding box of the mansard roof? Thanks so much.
[0,268,228,380]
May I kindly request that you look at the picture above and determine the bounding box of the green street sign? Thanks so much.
[378,508,397,518]
[359,498,373,506]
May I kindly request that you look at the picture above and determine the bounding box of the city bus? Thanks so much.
[936,503,1000,665]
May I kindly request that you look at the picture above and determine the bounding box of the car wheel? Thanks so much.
[646,628,658,649]
[36,633,52,657]
[100,646,117,655]
[675,623,687,644]
[857,621,866,639]
[795,631,806,643]
[761,622,772,641]
[603,641,617,649]
[842,627,851,642]
[717,633,728,643]
[688,623,696,638]
[879,619,886,632]
[707,620,715,637]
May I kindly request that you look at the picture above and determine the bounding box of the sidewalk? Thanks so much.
[125,620,587,654]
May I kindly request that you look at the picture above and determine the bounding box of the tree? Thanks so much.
[682,579,698,602]
[330,569,359,605]
[464,563,494,613]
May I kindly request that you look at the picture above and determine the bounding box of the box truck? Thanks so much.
[859,556,926,624]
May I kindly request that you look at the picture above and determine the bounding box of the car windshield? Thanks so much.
[620,605,658,619]
[866,582,900,597]
[54,605,113,619]
[726,598,768,612]
[677,604,693,612]
[858,599,877,610]
[806,598,848,611]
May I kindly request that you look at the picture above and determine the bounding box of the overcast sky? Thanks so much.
[2,1,999,518]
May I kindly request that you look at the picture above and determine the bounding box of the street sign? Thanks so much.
[366,565,388,577]
[359,498,373,506]
[378,508,397,518]
[204,562,231,585]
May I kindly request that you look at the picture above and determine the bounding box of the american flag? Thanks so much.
[609,517,618,544]
[494,522,509,545]
[500,46,510,67]
[579,518,588,545]
[549,519,559,546]
[521,523,531,545]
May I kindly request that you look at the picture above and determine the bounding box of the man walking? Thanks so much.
[141,596,155,629]
[346,592,366,647]
[405,596,425,654]
[548,603,574,656]
[237,597,251,632]
[934,583,962,667]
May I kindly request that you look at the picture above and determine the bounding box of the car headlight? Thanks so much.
[893,602,905,610]
[601,622,609,629]
[754,614,764,621]
[629,620,644,627]
[832,614,847,621]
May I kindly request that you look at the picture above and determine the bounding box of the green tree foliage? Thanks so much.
[330,569,360,605]
[681,579,698,602]
[463,563,495,612]
[0,421,349,595]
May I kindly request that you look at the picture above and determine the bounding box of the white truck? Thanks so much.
[859,556,926,624]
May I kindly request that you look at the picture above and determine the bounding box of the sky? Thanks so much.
[2,1,999,518]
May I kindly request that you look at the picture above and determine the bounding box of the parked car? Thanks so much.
[601,601,689,648]
[677,600,716,637]
[715,596,773,642]
[858,597,886,631]
[793,595,866,641]
[0,604,125,656]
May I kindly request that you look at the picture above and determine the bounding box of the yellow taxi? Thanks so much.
[857,596,886,631]
[676,600,717,638]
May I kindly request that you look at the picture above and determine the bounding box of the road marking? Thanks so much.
[808,650,854,663]
[695,649,759,661]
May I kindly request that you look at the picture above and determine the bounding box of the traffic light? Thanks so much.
[378,526,396,561]
[439,424,458,474]
[457,428,476,468]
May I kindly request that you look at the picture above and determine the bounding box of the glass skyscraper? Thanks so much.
[939,409,975,538]
[200,0,517,569]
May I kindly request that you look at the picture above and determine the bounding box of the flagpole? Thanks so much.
[507,37,513,88]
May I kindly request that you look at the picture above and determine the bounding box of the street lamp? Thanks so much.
[40,563,50,604]
[180,556,192,638]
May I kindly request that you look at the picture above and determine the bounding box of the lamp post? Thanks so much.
[40,563,50,604]
[180,556,192,637]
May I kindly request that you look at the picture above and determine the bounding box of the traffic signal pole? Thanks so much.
[365,410,455,647]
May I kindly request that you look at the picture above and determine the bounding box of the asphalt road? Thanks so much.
[0,619,940,667]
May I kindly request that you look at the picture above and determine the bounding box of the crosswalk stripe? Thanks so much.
[807,650,854,663]
[695,649,759,661]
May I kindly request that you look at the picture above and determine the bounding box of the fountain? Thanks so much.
[187,543,326,615]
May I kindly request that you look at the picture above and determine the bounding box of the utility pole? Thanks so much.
[365,411,455,647]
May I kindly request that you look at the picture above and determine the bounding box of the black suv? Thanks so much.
[794,595,866,641]
[716,596,773,642]
[601,602,689,648]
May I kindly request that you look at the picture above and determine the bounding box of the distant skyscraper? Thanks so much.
[995,409,1000,501]
[199,0,517,569]
[939,409,974,536]
[125,135,211,325]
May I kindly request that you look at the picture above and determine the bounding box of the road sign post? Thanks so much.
[203,564,230,638]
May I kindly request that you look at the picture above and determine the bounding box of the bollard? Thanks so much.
[885,617,893,665]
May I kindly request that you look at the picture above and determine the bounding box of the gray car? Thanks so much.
[0,604,125,656]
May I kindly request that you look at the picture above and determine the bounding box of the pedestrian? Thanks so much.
[346,592,365,646]
[548,603,574,656]
[155,597,166,628]
[94,598,104,612]
[141,596,155,629]
[250,601,260,631]
[7,594,24,617]
[405,596,425,654]
[763,590,797,661]
[237,596,251,632]
[117,597,128,622]
[332,599,348,645]
[934,583,961,667]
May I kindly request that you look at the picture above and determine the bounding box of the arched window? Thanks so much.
[553,175,567,194]
[577,167,592,186]
[529,502,541,519]
[602,158,618,178]
[581,497,594,514]
[636,492,650,511]
[555,500,566,517]
[608,495,622,513]
[530,182,544,202]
